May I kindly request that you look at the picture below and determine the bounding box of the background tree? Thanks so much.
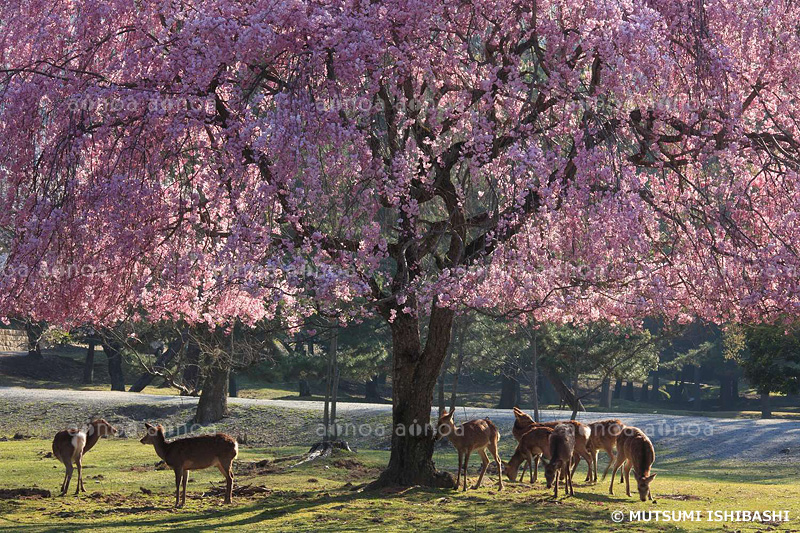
[740,325,800,419]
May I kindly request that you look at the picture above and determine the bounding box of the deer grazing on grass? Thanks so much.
[586,419,625,483]
[435,410,504,491]
[505,425,553,483]
[52,418,117,496]
[609,426,656,501]
[140,423,238,507]
[543,423,575,498]
[511,407,593,483]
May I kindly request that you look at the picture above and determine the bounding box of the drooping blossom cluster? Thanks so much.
[1,0,799,329]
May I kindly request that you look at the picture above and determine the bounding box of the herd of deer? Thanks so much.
[435,407,656,501]
[51,407,654,508]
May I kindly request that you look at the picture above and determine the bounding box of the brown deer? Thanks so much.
[512,408,593,482]
[505,425,553,483]
[543,423,575,498]
[52,418,117,496]
[435,410,504,491]
[586,419,625,483]
[609,426,656,501]
[140,423,238,507]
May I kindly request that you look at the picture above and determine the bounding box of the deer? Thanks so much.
[140,423,238,507]
[511,407,593,482]
[505,425,553,483]
[586,419,625,483]
[609,426,656,501]
[52,418,117,496]
[543,423,575,498]
[435,410,504,491]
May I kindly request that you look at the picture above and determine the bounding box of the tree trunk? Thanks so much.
[195,362,230,424]
[542,364,585,414]
[370,306,455,489]
[497,371,520,409]
[612,379,623,399]
[639,381,649,402]
[182,340,201,393]
[129,338,181,393]
[760,389,772,419]
[599,377,612,409]
[624,381,636,401]
[82,342,95,384]
[101,342,125,391]
[299,379,312,397]
[652,373,660,402]
[530,328,540,422]
[25,321,44,359]
[719,375,730,410]
[692,365,702,410]
[229,372,238,398]
[322,330,337,441]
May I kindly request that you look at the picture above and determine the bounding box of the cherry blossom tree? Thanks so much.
[2,0,800,486]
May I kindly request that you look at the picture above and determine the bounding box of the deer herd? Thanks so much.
[436,407,657,501]
[52,408,655,507]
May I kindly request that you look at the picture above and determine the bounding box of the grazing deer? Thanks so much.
[52,418,117,496]
[512,408,593,482]
[435,410,504,491]
[505,426,553,483]
[609,426,656,501]
[543,423,575,498]
[140,423,238,507]
[586,419,625,483]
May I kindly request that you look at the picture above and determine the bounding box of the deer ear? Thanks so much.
[447,410,455,420]
[144,422,153,429]
[645,473,657,481]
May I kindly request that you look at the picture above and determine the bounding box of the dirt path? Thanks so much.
[1,385,799,463]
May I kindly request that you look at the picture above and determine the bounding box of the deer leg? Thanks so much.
[462,451,471,491]
[532,454,540,483]
[74,457,83,495]
[472,450,489,489]
[609,456,624,495]
[181,471,188,507]
[601,446,616,480]
[174,469,183,508]
[624,463,632,497]
[489,440,504,491]
[553,465,560,498]
[454,451,463,490]
[62,463,73,496]
[519,461,528,482]
[217,461,234,504]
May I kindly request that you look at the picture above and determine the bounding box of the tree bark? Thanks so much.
[370,306,455,489]
[229,372,238,398]
[542,364,585,414]
[612,378,623,399]
[692,365,702,410]
[195,362,230,424]
[624,381,636,401]
[182,340,201,393]
[497,370,520,409]
[25,321,44,359]
[652,373,660,402]
[82,342,95,384]
[599,377,612,408]
[639,381,649,402]
[101,342,125,391]
[760,389,772,419]
[299,379,312,397]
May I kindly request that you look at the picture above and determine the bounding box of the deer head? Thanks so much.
[636,473,656,501]
[90,418,118,437]
[435,410,456,441]
[140,423,163,445]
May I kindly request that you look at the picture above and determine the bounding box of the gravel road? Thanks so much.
[1,386,799,463]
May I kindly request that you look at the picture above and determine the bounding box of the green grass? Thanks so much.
[0,439,798,532]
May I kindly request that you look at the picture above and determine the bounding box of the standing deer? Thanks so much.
[435,410,504,491]
[586,419,625,483]
[52,418,117,496]
[543,423,575,498]
[505,425,553,483]
[140,423,238,507]
[609,426,656,501]
[512,408,593,482]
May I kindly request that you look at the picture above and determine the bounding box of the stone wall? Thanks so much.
[0,328,27,352]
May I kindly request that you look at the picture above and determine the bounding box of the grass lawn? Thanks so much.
[0,439,797,532]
